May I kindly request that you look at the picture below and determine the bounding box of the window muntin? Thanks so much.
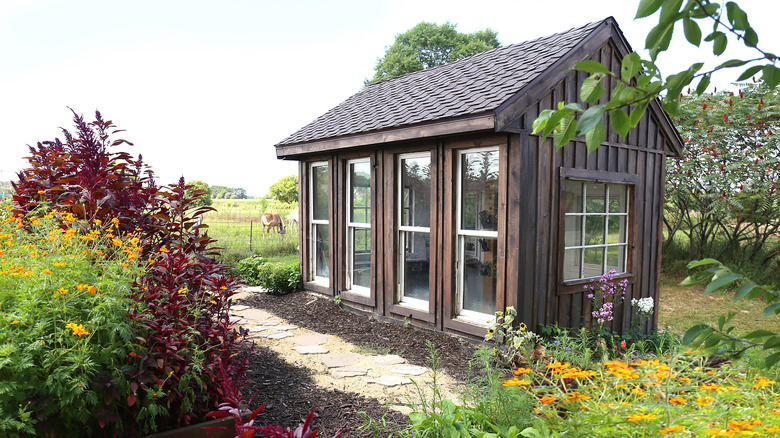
[397,153,431,309]
[346,159,371,294]
[310,163,329,283]
[563,182,629,281]
[456,147,499,323]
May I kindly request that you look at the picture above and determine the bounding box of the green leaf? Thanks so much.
[576,104,606,137]
[764,303,780,317]
[629,101,649,127]
[409,412,427,427]
[744,27,758,47]
[680,270,713,286]
[736,64,764,82]
[687,258,722,268]
[659,0,683,23]
[683,324,709,346]
[580,75,605,104]
[576,60,610,74]
[733,282,757,302]
[765,352,780,368]
[762,64,780,88]
[636,0,664,18]
[695,73,711,94]
[553,115,578,148]
[705,272,742,294]
[715,59,748,69]
[690,2,720,18]
[532,109,554,135]
[610,109,630,139]
[713,32,728,55]
[585,120,605,154]
[743,329,776,340]
[620,52,642,82]
[646,22,675,59]
[725,1,749,30]
[683,18,701,46]
[763,336,780,350]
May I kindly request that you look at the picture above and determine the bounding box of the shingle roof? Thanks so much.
[277,19,605,146]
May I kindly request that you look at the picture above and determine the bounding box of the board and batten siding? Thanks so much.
[509,39,674,333]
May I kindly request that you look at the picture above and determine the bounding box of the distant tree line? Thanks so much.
[211,185,247,199]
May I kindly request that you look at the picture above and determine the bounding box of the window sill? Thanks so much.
[558,273,633,295]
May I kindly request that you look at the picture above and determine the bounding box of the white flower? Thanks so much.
[631,297,654,314]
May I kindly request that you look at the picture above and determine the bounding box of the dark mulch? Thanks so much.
[238,291,481,436]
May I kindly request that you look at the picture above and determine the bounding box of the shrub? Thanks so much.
[235,256,268,286]
[7,110,252,435]
[258,262,302,295]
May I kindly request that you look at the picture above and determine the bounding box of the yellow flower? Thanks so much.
[10,321,20,325]
[65,322,90,336]
[94,219,102,225]
[659,426,686,434]
[514,367,533,375]
[210,300,218,305]
[112,238,122,246]
[539,395,557,404]
[111,217,120,226]
[178,287,188,294]
[160,247,170,253]
[546,361,570,369]
[669,397,687,405]
[57,288,69,294]
[502,378,530,386]
[697,397,714,406]
[752,376,776,389]
[54,262,66,267]
[764,426,780,433]
[626,412,657,421]
[130,237,140,246]
[41,269,53,275]
[519,323,527,331]
[705,429,735,437]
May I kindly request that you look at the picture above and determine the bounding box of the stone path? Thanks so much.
[230,287,464,413]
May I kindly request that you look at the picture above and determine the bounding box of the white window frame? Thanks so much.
[345,158,371,296]
[309,161,329,285]
[397,152,431,311]
[563,181,629,281]
[455,146,499,325]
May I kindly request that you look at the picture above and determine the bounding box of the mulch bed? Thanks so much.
[238,291,480,436]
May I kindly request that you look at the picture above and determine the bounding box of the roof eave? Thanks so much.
[275,113,496,159]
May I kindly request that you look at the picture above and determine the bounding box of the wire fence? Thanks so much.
[204,212,300,263]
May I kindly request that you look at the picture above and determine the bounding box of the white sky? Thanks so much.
[1,0,777,197]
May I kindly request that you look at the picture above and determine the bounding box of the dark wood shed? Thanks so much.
[275,17,682,339]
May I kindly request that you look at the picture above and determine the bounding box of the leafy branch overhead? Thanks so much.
[532,0,779,152]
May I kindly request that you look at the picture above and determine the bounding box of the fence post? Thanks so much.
[250,220,253,252]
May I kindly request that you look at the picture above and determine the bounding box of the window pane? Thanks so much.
[607,216,626,244]
[350,161,371,224]
[584,216,605,246]
[608,184,627,213]
[460,150,499,231]
[400,230,430,302]
[606,245,625,273]
[564,215,582,247]
[351,228,371,289]
[314,224,329,279]
[312,165,329,221]
[563,248,581,281]
[583,247,604,278]
[461,236,497,315]
[401,156,431,228]
[585,183,606,213]
[565,182,583,213]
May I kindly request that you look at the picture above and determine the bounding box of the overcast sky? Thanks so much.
[1,0,777,197]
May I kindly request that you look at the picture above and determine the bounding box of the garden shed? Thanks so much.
[275,17,683,339]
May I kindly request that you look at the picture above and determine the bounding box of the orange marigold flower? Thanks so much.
[701,383,723,393]
[210,300,218,305]
[130,237,140,246]
[503,378,531,386]
[764,426,780,433]
[111,217,120,226]
[65,322,90,336]
[41,269,53,275]
[95,250,104,256]
[614,384,628,389]
[160,247,170,253]
[514,367,533,375]
[697,397,714,406]
[76,284,87,291]
[10,320,20,325]
[669,397,687,405]
[54,262,66,267]
[539,395,557,404]
[57,288,68,294]
[659,426,686,434]
[705,429,736,436]
[128,352,136,357]
[112,238,122,246]
[566,392,591,402]
[88,285,97,294]
[94,219,102,225]
[752,377,776,389]
[546,361,570,370]
[626,412,657,421]
[630,387,647,395]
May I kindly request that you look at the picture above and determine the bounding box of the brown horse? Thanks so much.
[261,213,286,234]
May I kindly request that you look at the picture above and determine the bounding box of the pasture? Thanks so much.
[202,198,299,263]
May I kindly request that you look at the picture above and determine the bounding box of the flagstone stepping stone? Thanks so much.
[246,326,272,332]
[367,376,413,387]
[390,366,429,376]
[229,318,247,325]
[372,354,405,366]
[331,367,370,378]
[240,309,275,321]
[321,353,364,368]
[292,334,329,346]
[230,305,250,311]
[242,286,266,293]
[261,331,294,340]
[292,345,329,354]
[254,320,280,326]
[270,325,297,331]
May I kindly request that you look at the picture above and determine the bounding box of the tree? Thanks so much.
[186,180,213,206]
[667,82,780,262]
[365,21,499,85]
[532,0,779,152]
[210,185,247,199]
[267,175,299,204]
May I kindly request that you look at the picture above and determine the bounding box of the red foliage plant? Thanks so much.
[12,110,252,435]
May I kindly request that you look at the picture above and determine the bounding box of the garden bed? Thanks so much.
[239,291,478,435]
